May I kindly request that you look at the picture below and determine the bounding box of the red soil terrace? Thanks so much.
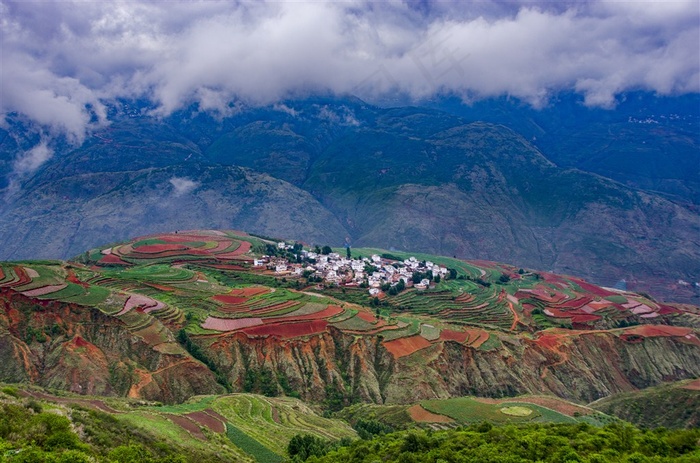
[382,335,433,359]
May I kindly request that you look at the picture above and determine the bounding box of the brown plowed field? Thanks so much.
[216,241,251,259]
[166,414,206,440]
[212,294,247,304]
[625,325,693,337]
[229,287,269,297]
[357,310,379,323]
[8,267,31,287]
[98,254,130,265]
[204,409,229,425]
[242,319,329,339]
[569,278,616,297]
[681,379,700,390]
[21,284,68,297]
[202,316,263,331]
[132,244,189,254]
[440,329,470,343]
[383,335,432,359]
[408,404,454,423]
[185,410,225,433]
[263,305,343,323]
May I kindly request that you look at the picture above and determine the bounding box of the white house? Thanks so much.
[275,264,288,273]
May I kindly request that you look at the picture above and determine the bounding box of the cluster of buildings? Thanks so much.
[253,243,450,294]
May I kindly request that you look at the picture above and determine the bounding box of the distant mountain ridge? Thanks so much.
[0,95,698,302]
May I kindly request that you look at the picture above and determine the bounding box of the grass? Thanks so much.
[604,295,628,304]
[212,395,356,455]
[420,397,576,424]
[499,406,532,416]
[59,285,111,305]
[36,282,86,300]
[226,423,283,463]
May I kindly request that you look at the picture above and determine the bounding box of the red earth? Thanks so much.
[624,325,693,337]
[166,414,206,440]
[229,287,269,297]
[8,267,31,287]
[241,319,329,339]
[382,335,432,359]
[250,301,301,316]
[569,278,617,297]
[263,305,343,323]
[466,329,490,348]
[356,311,379,323]
[185,410,225,433]
[440,329,470,343]
[408,404,454,423]
[98,254,130,265]
[201,317,263,331]
[215,241,252,259]
[212,294,247,304]
[132,244,189,254]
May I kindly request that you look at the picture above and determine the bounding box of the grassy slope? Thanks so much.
[589,379,700,429]
[0,385,356,463]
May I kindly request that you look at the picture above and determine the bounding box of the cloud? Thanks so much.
[169,177,199,197]
[13,141,53,175]
[1,0,698,136]
[273,104,300,118]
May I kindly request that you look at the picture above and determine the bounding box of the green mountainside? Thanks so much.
[1,384,698,463]
[590,379,700,429]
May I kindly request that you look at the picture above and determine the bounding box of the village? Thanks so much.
[254,242,450,295]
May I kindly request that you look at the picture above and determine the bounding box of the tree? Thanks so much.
[321,246,332,255]
[346,247,351,259]
[288,434,330,461]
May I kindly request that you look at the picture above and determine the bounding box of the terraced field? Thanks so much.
[337,395,612,431]
[4,387,355,463]
[2,229,698,381]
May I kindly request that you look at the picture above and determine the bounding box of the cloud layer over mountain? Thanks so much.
[2,0,698,140]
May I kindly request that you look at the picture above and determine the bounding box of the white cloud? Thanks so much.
[1,0,698,136]
[272,104,299,117]
[13,141,53,175]
[169,177,199,197]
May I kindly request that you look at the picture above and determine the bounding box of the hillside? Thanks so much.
[2,384,697,463]
[590,379,700,429]
[1,97,698,303]
[1,230,698,409]
[0,385,355,463]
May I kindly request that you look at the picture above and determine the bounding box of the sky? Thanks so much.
[1,0,699,144]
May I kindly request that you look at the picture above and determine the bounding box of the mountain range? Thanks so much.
[0,94,698,303]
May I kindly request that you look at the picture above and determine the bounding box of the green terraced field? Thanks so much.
[144,394,356,462]
[420,397,579,424]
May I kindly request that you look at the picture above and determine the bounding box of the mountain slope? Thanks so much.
[590,379,700,429]
[0,164,348,260]
[1,97,698,301]
[1,230,698,407]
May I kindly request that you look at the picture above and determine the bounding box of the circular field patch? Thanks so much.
[500,406,533,417]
